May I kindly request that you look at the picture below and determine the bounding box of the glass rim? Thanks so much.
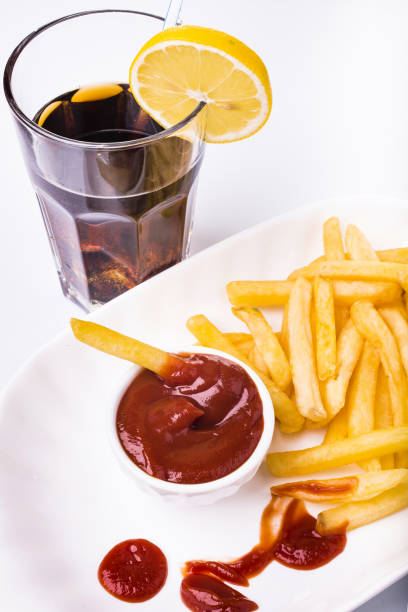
[3,8,205,150]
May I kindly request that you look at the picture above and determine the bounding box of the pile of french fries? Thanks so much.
[187,218,408,535]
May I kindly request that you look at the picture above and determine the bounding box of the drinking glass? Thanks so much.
[4,10,206,311]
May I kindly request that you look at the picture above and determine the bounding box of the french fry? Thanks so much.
[232,307,291,390]
[324,407,348,443]
[351,301,408,467]
[316,482,408,535]
[345,224,378,261]
[186,314,304,433]
[300,261,408,291]
[226,280,401,307]
[248,344,269,376]
[224,332,253,344]
[323,217,345,260]
[325,319,364,417]
[313,278,336,380]
[375,366,395,469]
[70,318,184,378]
[290,249,408,280]
[288,278,326,421]
[346,342,381,471]
[266,426,408,477]
[378,247,408,264]
[270,469,408,503]
[227,281,291,307]
[351,303,404,401]
[330,281,401,306]
[379,306,408,377]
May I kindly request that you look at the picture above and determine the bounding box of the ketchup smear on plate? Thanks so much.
[98,539,167,603]
[97,496,346,609]
[181,495,347,611]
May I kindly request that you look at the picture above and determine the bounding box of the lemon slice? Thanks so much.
[129,25,272,143]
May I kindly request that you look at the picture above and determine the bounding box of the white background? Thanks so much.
[1,1,407,609]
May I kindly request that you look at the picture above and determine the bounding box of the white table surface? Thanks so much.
[1,1,407,610]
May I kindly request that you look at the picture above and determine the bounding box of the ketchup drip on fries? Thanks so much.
[181,495,346,612]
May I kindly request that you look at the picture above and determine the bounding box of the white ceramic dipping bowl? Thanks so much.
[108,346,274,505]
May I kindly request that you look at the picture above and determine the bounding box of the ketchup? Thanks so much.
[181,495,346,612]
[98,539,167,603]
[116,353,263,484]
[181,574,258,612]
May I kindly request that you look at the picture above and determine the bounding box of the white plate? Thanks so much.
[1,196,407,612]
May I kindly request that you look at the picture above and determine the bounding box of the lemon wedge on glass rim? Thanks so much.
[129,25,272,143]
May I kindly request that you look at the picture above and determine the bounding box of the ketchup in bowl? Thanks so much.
[116,353,264,484]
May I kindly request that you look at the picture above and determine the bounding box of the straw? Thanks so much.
[163,0,184,29]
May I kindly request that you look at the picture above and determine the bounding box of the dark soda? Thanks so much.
[31,83,201,308]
